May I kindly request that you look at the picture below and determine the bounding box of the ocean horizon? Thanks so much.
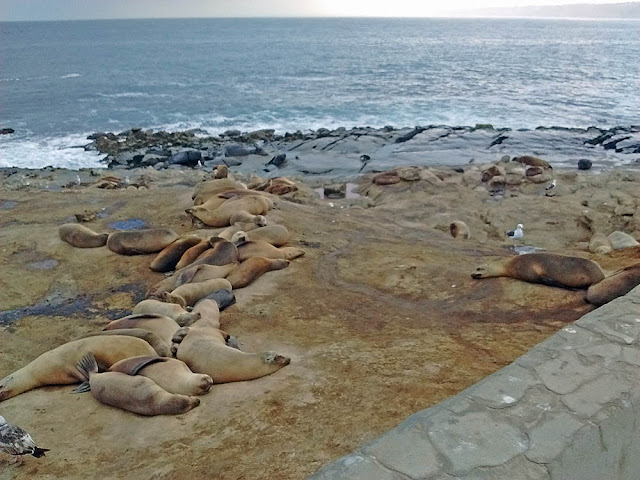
[1,17,638,169]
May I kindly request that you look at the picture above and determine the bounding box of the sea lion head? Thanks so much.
[195,374,214,394]
[471,266,488,279]
[253,215,267,227]
[231,231,248,246]
[262,351,291,367]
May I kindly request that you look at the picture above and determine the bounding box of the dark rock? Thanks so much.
[140,154,166,167]
[267,153,287,168]
[525,166,544,177]
[146,147,171,157]
[169,150,201,166]
[603,135,631,150]
[324,183,346,199]
[489,135,508,147]
[584,131,614,145]
[316,128,331,138]
[395,127,426,144]
[0,128,14,135]
[474,124,494,130]
[577,159,593,170]
[452,167,465,174]
[224,158,243,167]
[86,132,106,140]
[481,166,502,182]
[223,129,241,137]
[225,144,252,157]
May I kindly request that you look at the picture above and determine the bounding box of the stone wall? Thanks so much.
[311,286,640,479]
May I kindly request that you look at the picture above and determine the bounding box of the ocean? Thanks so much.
[0,17,638,169]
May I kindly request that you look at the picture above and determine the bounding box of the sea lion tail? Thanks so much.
[73,353,98,393]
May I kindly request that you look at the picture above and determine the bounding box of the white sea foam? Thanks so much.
[0,134,105,170]
[60,73,81,79]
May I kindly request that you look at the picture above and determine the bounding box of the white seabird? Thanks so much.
[0,415,49,466]
[545,179,557,190]
[506,224,524,240]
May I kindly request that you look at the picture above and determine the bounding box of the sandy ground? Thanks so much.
[1,168,639,479]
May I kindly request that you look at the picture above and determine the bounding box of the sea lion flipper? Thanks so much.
[76,352,99,382]
[72,381,91,394]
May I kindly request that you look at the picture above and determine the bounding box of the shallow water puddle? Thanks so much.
[108,218,147,230]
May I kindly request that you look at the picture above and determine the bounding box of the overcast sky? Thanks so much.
[0,0,631,21]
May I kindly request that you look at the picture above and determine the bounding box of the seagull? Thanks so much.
[74,174,82,186]
[0,415,49,466]
[506,224,524,240]
[545,179,556,190]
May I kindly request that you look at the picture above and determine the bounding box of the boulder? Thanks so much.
[396,167,421,181]
[267,153,287,168]
[324,183,346,199]
[225,144,253,157]
[169,150,201,166]
[607,231,639,250]
[577,159,592,170]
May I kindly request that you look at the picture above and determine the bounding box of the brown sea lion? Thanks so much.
[233,225,290,247]
[174,239,212,269]
[164,278,233,308]
[512,155,552,169]
[172,318,290,384]
[186,195,272,227]
[471,253,604,289]
[588,233,613,254]
[103,314,180,345]
[146,263,237,299]
[194,289,236,313]
[218,216,268,240]
[107,228,178,255]
[192,178,246,206]
[74,354,200,416]
[80,329,172,357]
[450,221,471,239]
[372,172,400,185]
[214,164,228,179]
[0,336,157,402]
[190,237,238,266]
[132,300,200,327]
[108,356,213,396]
[149,236,202,272]
[226,257,290,289]
[197,189,271,212]
[228,210,267,225]
[235,238,305,261]
[58,223,108,248]
[586,263,640,306]
[263,177,298,195]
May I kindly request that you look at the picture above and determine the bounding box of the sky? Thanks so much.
[0,0,632,21]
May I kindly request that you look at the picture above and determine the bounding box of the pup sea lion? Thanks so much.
[588,233,613,254]
[75,354,200,416]
[512,155,552,169]
[149,236,202,272]
[80,329,172,357]
[164,278,233,308]
[192,179,246,206]
[235,238,305,261]
[146,263,236,299]
[214,164,228,179]
[107,228,178,255]
[218,216,268,240]
[107,356,213,396]
[586,263,640,306]
[471,253,604,289]
[190,237,238,267]
[58,223,108,248]
[450,221,471,239]
[132,299,200,327]
[173,318,290,383]
[226,257,289,289]
[0,336,157,402]
[187,195,273,228]
[103,314,180,345]
[233,225,290,247]
[174,239,212,270]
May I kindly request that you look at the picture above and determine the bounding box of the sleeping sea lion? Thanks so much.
[174,239,212,270]
[79,328,172,357]
[232,225,290,247]
[471,253,604,289]
[146,263,236,299]
[226,257,289,289]
[164,278,233,308]
[192,179,246,206]
[194,289,236,312]
[190,237,238,267]
[450,221,471,239]
[186,196,272,228]
[103,314,181,345]
[235,238,305,261]
[132,299,200,326]
[74,354,200,416]
[586,263,640,306]
[0,336,157,402]
[107,228,178,255]
[58,223,108,248]
[149,236,202,272]
[218,216,268,240]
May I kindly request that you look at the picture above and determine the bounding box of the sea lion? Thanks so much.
[74,354,200,416]
[103,314,181,345]
[132,300,201,327]
[372,172,400,185]
[471,253,604,289]
[149,236,202,272]
[450,221,471,239]
[226,257,289,289]
[197,190,270,212]
[107,228,178,255]
[192,299,221,328]
[233,225,290,247]
[512,155,552,169]
[214,164,228,179]
[586,263,640,306]
[192,179,246,206]
[218,216,268,240]
[195,289,236,312]
[80,329,172,357]
[174,239,212,269]
[164,278,233,308]
[186,195,272,227]
[190,237,238,267]
[589,232,613,254]
[107,356,213,396]
[58,223,108,248]
[146,263,237,299]
[173,318,290,384]
[235,238,305,261]
[0,336,157,402]
[263,177,297,195]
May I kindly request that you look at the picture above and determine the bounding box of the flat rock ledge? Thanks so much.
[311,285,640,480]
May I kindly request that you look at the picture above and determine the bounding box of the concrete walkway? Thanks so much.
[311,286,640,479]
